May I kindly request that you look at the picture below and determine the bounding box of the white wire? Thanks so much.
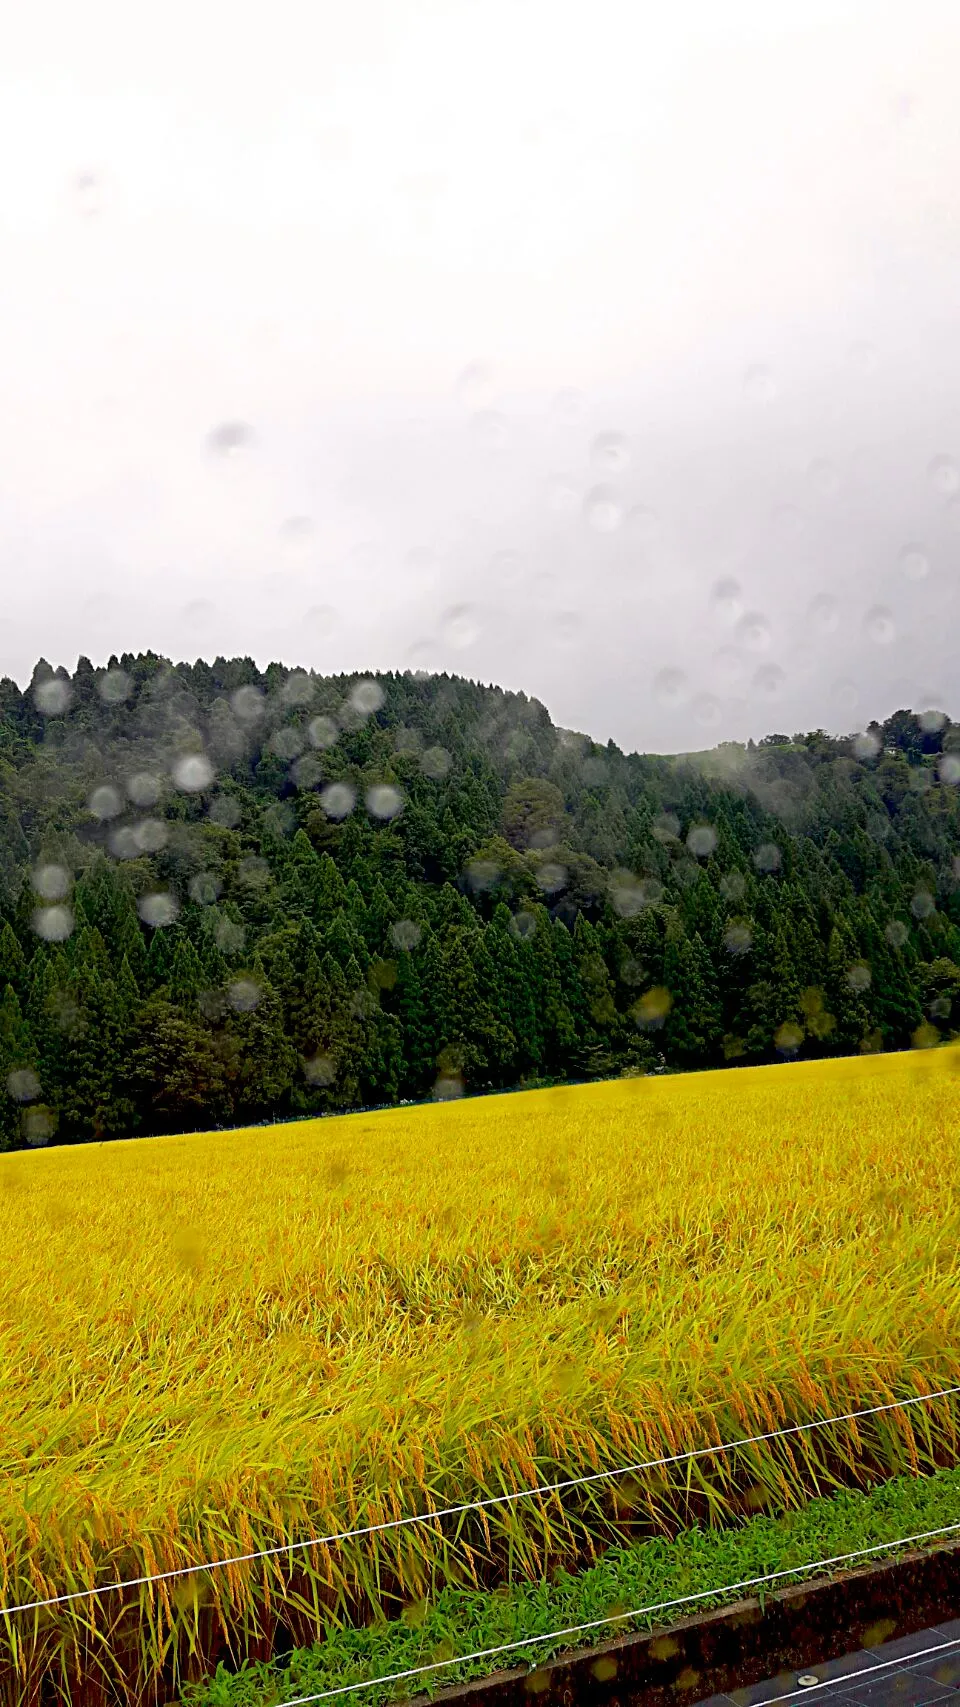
[260,1516,960,1706]
[2,1382,958,1619]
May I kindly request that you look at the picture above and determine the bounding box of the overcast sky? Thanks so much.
[2,0,960,754]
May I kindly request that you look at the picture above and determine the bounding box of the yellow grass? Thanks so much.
[2,1048,960,1703]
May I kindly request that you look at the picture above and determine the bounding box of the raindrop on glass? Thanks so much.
[139,892,179,928]
[390,919,422,951]
[7,1068,40,1104]
[713,647,745,689]
[753,664,785,699]
[98,668,132,705]
[188,872,221,905]
[687,825,717,858]
[172,754,214,792]
[753,842,781,873]
[940,753,960,784]
[421,746,452,779]
[206,421,254,459]
[710,577,742,625]
[832,678,859,712]
[863,605,896,645]
[625,505,660,539]
[583,485,623,533]
[692,693,722,728]
[320,782,356,819]
[134,819,168,853]
[546,475,580,514]
[32,905,74,942]
[73,170,103,219]
[34,679,72,716]
[928,455,959,495]
[853,731,881,760]
[227,979,261,1013]
[442,605,479,648]
[366,784,403,820]
[307,715,338,749]
[231,685,265,723]
[456,361,494,407]
[31,864,70,902]
[652,668,688,708]
[808,594,839,634]
[208,795,241,827]
[349,679,384,716]
[281,670,315,707]
[88,784,123,821]
[736,611,772,652]
[899,544,930,582]
[589,432,630,474]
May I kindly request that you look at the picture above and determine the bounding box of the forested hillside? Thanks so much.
[0,652,958,1147]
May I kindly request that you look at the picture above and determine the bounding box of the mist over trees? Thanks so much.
[1,651,958,1148]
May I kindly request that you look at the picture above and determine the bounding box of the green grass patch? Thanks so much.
[181,1462,960,1706]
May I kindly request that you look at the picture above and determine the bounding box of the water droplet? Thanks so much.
[307,715,338,750]
[456,361,494,407]
[366,784,403,820]
[864,605,896,645]
[546,475,580,513]
[279,516,314,557]
[421,746,452,780]
[34,678,72,716]
[304,1053,336,1087]
[808,459,841,495]
[918,703,947,733]
[470,410,508,451]
[720,873,747,903]
[692,693,722,728]
[687,825,717,857]
[208,795,241,828]
[550,388,582,424]
[946,496,960,533]
[713,647,745,689]
[848,341,879,377]
[710,577,742,624]
[634,987,672,1029]
[536,861,567,895]
[320,782,355,819]
[510,911,538,941]
[808,594,839,634]
[206,421,254,459]
[32,864,70,901]
[230,685,265,723]
[270,726,305,761]
[583,485,623,533]
[73,170,103,219]
[32,905,74,942]
[215,917,245,955]
[590,432,630,474]
[188,872,221,905]
[108,826,140,859]
[134,819,168,853]
[227,979,260,1013]
[928,455,959,495]
[281,670,314,707]
[743,364,776,403]
[88,784,123,821]
[736,611,771,652]
[441,605,479,648]
[7,1068,40,1104]
[652,668,688,708]
[899,544,930,582]
[853,731,881,759]
[349,679,384,716]
[940,753,960,784]
[885,920,909,948]
[389,919,422,951]
[98,668,132,705]
[754,842,781,873]
[139,892,179,928]
[172,754,214,792]
[911,889,936,919]
[753,663,785,700]
[724,922,753,955]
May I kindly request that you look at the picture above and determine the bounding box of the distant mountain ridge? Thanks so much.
[0,651,957,1146]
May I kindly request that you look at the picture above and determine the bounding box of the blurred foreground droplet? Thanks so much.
[808,593,839,634]
[32,906,74,942]
[32,864,70,901]
[98,668,132,705]
[583,486,623,532]
[863,605,896,645]
[441,605,479,648]
[139,893,179,928]
[389,920,422,951]
[652,668,688,708]
[710,578,742,624]
[928,455,959,495]
[206,421,254,459]
[743,364,776,403]
[88,784,123,821]
[172,754,214,792]
[320,782,356,819]
[590,432,630,474]
[899,545,930,582]
[366,784,403,820]
[34,679,72,716]
[737,611,771,651]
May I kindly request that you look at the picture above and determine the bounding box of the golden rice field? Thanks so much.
[2,1048,960,1705]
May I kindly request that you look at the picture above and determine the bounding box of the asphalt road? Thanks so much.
[695,1619,960,1707]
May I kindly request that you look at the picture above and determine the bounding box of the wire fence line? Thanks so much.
[3,1382,959,1621]
[239,1517,960,1706]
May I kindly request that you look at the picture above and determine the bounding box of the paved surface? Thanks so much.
[694,1618,960,1707]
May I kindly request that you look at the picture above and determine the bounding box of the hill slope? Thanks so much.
[0,652,958,1143]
